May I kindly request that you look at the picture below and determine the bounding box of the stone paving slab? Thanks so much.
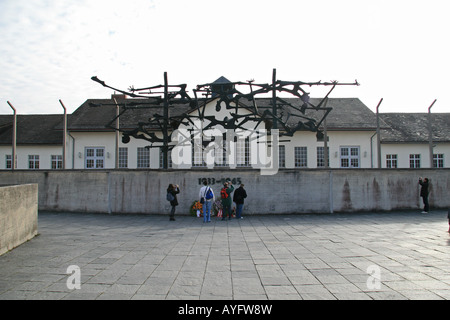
[0,211,449,300]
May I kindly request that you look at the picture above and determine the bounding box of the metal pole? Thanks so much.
[113,98,120,169]
[428,99,437,168]
[271,68,277,130]
[323,98,329,168]
[329,170,333,213]
[59,100,67,169]
[376,98,383,169]
[163,72,169,169]
[7,101,17,171]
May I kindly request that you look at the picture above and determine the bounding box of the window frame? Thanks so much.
[85,147,105,169]
[386,154,398,169]
[340,146,360,168]
[137,147,150,168]
[294,146,308,168]
[28,155,40,170]
[409,154,421,169]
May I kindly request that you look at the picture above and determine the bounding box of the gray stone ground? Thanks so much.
[0,210,449,300]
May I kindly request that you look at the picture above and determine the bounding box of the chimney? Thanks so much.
[111,93,127,100]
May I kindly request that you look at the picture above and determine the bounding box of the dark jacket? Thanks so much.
[233,186,247,204]
[221,185,234,206]
[419,179,429,197]
[167,186,180,206]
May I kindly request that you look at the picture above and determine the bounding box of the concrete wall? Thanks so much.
[0,169,448,215]
[0,184,38,256]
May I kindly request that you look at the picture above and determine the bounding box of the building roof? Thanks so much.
[67,96,193,131]
[380,113,450,143]
[68,96,381,132]
[239,97,384,131]
[0,114,64,145]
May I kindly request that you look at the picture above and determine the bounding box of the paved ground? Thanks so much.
[0,211,449,300]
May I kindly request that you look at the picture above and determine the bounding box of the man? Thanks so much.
[233,184,247,219]
[419,177,429,213]
[221,182,234,220]
[199,180,214,223]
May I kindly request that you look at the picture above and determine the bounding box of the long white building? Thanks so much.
[1,92,449,171]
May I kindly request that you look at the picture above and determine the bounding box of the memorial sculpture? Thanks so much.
[91,69,359,169]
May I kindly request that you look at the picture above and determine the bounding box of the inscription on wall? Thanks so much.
[198,177,242,186]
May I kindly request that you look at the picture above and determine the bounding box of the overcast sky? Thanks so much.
[0,0,448,115]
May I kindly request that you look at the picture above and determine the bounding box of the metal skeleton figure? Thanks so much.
[91,69,359,169]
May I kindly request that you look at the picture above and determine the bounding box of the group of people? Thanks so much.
[166,180,247,223]
[198,180,247,223]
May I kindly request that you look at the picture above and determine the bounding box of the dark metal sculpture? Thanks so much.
[91,69,359,169]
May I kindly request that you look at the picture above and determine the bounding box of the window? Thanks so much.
[433,153,444,168]
[236,137,250,167]
[119,147,128,168]
[159,148,172,168]
[317,146,329,168]
[28,155,39,169]
[192,133,205,167]
[192,132,228,167]
[214,133,227,167]
[137,147,150,168]
[28,155,40,169]
[409,154,420,168]
[6,155,11,169]
[51,155,63,169]
[294,147,307,168]
[5,155,16,169]
[386,154,398,168]
[278,145,286,168]
[340,146,360,168]
[85,147,104,169]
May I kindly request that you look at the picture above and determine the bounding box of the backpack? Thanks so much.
[205,187,213,200]
[166,192,175,202]
[220,187,229,199]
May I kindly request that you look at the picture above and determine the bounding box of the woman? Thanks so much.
[167,184,180,221]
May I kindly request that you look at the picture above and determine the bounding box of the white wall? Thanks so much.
[3,132,449,170]
[381,143,450,168]
[68,131,162,169]
[281,130,377,168]
[0,145,64,170]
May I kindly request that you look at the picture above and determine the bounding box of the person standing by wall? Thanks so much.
[419,177,429,213]
[447,209,450,233]
[199,180,215,223]
[167,184,180,221]
[221,182,234,221]
[233,184,247,219]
